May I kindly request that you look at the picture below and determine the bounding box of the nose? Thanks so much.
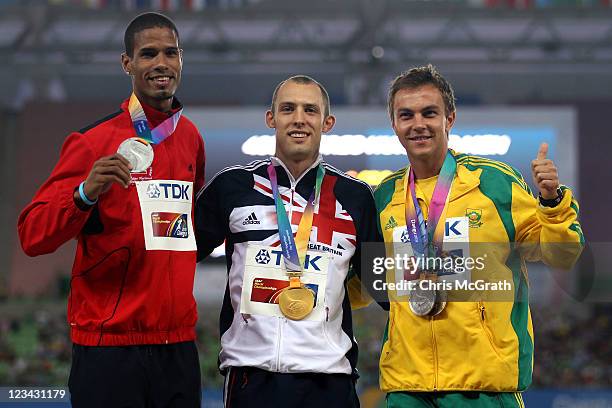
[412,114,426,132]
[293,107,306,126]
[153,53,170,71]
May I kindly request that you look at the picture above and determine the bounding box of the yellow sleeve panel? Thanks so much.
[511,183,584,268]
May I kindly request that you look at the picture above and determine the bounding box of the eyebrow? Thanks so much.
[397,105,440,113]
[138,46,179,53]
[278,102,320,110]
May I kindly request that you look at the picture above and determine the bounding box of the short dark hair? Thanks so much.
[387,64,456,121]
[124,12,180,58]
[270,75,331,118]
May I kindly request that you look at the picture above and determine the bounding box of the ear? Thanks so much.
[265,110,275,129]
[121,52,132,75]
[391,115,399,137]
[445,111,456,136]
[322,114,336,133]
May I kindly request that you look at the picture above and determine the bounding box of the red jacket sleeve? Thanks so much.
[18,132,98,256]
[194,130,205,195]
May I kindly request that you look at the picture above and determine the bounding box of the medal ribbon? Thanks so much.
[405,150,457,260]
[267,163,325,273]
[127,93,182,144]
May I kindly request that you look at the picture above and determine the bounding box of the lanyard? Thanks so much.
[404,150,456,260]
[127,93,182,144]
[267,163,325,273]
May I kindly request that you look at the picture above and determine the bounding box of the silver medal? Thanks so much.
[409,283,436,316]
[117,137,154,173]
[429,289,448,317]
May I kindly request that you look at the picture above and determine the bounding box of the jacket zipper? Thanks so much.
[430,316,438,390]
[289,186,295,222]
[275,317,283,372]
[165,143,173,343]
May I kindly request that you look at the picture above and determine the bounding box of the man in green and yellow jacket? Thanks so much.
[373,65,583,407]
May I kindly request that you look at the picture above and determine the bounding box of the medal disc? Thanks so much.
[429,289,448,317]
[278,287,315,320]
[117,137,154,173]
[409,283,436,316]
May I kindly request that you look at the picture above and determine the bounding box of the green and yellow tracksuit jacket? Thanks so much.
[373,150,584,393]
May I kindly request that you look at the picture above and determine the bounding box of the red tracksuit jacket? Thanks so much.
[18,98,205,346]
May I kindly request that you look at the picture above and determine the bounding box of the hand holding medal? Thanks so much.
[77,93,182,207]
[118,93,182,173]
[75,154,132,207]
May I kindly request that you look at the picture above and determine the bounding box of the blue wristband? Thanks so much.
[78,181,97,206]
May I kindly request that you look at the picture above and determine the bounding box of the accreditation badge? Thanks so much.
[135,180,196,251]
[240,245,329,321]
[391,216,472,297]
[439,216,471,284]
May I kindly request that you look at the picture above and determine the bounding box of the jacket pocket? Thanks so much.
[69,247,130,329]
[381,303,396,362]
[477,301,513,372]
[221,313,250,350]
[321,306,346,353]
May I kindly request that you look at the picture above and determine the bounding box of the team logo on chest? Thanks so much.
[466,208,483,228]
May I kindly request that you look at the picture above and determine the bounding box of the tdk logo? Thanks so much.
[147,184,161,199]
[255,249,271,264]
[147,183,190,200]
[266,250,322,271]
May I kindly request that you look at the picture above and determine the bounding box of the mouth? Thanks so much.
[408,135,433,142]
[148,75,174,87]
[288,130,310,139]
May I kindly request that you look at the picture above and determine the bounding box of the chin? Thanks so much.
[287,148,314,161]
[406,146,433,158]
[153,90,174,100]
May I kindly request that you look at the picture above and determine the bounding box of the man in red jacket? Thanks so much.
[17,12,205,408]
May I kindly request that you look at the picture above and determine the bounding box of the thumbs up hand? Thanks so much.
[531,142,559,199]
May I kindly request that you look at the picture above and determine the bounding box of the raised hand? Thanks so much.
[531,142,559,200]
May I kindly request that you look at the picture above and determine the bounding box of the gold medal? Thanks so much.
[278,277,315,320]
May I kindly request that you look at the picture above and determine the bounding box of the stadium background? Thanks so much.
[0,0,611,407]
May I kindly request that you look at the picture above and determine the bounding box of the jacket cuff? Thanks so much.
[537,185,573,217]
[69,185,95,213]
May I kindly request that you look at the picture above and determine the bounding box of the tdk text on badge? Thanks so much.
[256,249,322,271]
[148,183,190,200]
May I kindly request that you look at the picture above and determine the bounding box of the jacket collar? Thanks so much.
[270,155,324,186]
[120,96,182,129]
[392,149,480,205]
